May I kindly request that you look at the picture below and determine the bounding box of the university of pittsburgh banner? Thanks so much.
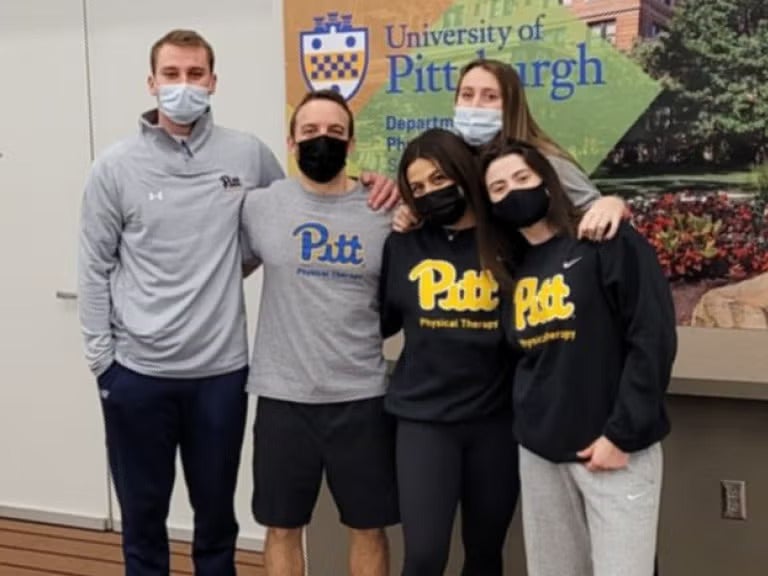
[283,0,658,176]
[283,0,768,330]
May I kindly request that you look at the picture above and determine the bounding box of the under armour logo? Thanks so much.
[100,389,110,400]
[148,191,164,201]
[220,175,242,189]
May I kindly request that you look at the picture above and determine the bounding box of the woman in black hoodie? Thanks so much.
[381,128,518,576]
[472,139,676,576]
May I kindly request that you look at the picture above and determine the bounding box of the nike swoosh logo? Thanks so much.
[627,492,647,501]
[563,257,583,269]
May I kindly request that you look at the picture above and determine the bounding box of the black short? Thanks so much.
[252,396,399,529]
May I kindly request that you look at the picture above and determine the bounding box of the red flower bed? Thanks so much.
[629,193,768,282]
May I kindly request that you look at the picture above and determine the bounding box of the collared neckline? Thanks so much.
[139,108,214,156]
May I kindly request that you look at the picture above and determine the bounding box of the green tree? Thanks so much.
[633,0,768,165]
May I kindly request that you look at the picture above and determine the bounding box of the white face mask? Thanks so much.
[157,83,210,125]
[453,106,503,146]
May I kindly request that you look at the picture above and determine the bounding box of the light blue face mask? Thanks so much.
[157,83,211,125]
[453,106,503,146]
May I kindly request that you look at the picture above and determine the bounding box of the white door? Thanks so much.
[84,0,286,548]
[0,0,110,528]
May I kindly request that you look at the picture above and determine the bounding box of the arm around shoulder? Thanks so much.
[379,234,404,339]
[253,137,285,187]
[548,155,600,209]
[240,184,273,265]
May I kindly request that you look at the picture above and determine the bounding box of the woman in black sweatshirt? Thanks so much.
[380,128,519,576]
[472,139,676,576]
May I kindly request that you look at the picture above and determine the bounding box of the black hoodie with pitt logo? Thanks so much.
[504,222,677,463]
[380,225,516,423]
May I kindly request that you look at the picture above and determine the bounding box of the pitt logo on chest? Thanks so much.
[292,222,364,266]
[409,259,498,312]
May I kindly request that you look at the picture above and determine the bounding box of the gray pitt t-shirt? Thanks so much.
[241,178,391,403]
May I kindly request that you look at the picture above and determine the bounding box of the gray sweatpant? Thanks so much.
[519,443,663,576]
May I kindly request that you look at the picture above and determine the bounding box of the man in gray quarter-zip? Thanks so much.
[77,30,283,576]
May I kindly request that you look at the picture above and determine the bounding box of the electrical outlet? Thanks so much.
[721,480,747,520]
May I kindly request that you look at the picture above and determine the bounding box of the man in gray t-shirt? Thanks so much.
[241,90,397,576]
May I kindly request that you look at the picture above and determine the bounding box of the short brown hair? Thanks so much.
[289,90,354,138]
[150,29,215,73]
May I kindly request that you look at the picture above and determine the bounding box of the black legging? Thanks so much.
[397,412,519,576]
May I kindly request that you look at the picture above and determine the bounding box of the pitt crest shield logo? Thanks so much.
[300,13,369,101]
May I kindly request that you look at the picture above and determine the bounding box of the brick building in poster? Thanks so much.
[558,0,677,51]
[428,1,678,52]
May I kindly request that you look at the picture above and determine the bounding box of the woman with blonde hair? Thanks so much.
[395,58,626,239]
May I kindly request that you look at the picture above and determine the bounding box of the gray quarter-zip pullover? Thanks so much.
[78,109,283,378]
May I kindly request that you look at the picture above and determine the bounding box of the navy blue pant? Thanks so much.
[97,362,248,576]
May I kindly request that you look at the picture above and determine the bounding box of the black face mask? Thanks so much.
[297,135,348,183]
[491,183,549,229]
[413,184,468,227]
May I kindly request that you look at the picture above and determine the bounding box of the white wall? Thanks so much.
[86,0,286,163]
[0,0,110,529]
[0,0,287,548]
